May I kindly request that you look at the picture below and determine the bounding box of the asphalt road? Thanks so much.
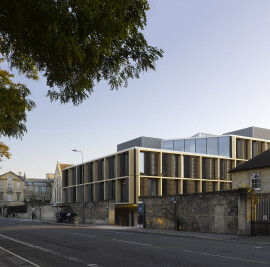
[0,217,269,267]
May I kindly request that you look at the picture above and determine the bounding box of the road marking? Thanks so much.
[73,233,96,238]
[182,249,269,265]
[112,239,152,246]
[106,230,131,235]
[0,246,40,267]
[0,234,36,248]
[0,234,84,264]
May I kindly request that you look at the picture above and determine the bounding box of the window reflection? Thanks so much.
[196,138,206,154]
[219,137,230,157]
[207,138,218,155]
[163,141,173,150]
[185,139,195,153]
[174,140,184,151]
[163,136,231,157]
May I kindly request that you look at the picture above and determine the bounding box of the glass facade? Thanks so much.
[174,140,184,151]
[219,137,230,157]
[196,138,206,154]
[207,138,218,155]
[163,136,231,157]
[163,140,173,150]
[185,139,195,153]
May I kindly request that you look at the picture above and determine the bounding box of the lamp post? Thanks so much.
[72,149,84,223]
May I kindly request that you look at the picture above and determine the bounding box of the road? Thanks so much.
[0,217,269,266]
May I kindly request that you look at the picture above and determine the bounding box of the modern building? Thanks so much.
[62,126,270,226]
[51,162,73,205]
[0,171,25,215]
[231,149,270,192]
[24,174,54,203]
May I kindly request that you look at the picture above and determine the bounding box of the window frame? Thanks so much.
[250,172,261,190]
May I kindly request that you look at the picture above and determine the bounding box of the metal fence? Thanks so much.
[251,193,270,235]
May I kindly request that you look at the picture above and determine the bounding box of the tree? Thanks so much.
[0,141,11,163]
[0,0,163,160]
[0,0,163,105]
[0,58,36,161]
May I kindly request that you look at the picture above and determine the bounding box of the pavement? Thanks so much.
[11,217,270,246]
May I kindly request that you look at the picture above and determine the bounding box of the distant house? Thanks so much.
[24,174,54,203]
[51,162,73,204]
[231,149,270,192]
[0,171,25,214]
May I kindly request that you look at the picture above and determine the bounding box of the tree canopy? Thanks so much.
[0,0,163,105]
[0,0,163,160]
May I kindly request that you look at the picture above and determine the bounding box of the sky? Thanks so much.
[1,0,270,178]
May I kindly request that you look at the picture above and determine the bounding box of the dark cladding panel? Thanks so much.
[98,160,104,181]
[254,127,270,140]
[141,137,162,149]
[97,183,104,201]
[88,162,93,182]
[224,126,270,140]
[119,152,129,177]
[117,137,162,151]
[107,180,115,200]
[108,156,115,179]
[120,178,129,202]
[72,167,76,185]
[63,170,68,187]
[224,127,253,138]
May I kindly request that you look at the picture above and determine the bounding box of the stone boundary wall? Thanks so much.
[14,201,116,225]
[139,188,251,236]
[70,201,115,225]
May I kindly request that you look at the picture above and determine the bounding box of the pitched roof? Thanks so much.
[230,149,270,173]
[0,171,24,180]
[59,163,73,171]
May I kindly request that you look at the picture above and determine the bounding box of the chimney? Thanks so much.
[18,172,22,177]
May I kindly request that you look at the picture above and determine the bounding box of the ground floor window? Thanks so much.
[17,193,20,201]
[250,173,261,190]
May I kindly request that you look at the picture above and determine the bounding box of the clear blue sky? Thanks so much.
[1,0,270,178]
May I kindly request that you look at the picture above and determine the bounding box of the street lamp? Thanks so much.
[72,149,84,223]
[72,149,83,163]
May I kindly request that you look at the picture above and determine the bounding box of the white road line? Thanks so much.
[182,249,269,265]
[0,246,40,267]
[0,234,84,264]
[112,239,152,247]
[106,230,131,235]
[73,233,96,238]
[0,234,36,248]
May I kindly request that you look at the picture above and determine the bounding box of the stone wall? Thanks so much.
[139,189,251,236]
[70,201,115,224]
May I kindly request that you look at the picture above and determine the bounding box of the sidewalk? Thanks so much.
[122,227,270,245]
